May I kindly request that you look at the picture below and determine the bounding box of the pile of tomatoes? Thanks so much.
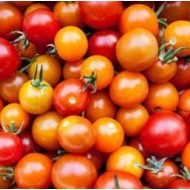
[1,1,190,189]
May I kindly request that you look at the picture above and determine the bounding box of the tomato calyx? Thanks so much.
[0,166,14,180]
[156,2,168,28]
[172,167,190,181]
[46,44,57,57]
[136,156,168,174]
[52,149,67,162]
[1,121,23,135]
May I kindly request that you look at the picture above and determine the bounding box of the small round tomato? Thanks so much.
[94,171,142,189]
[63,59,83,80]
[116,28,158,71]
[85,90,116,123]
[0,38,21,80]
[168,179,190,189]
[0,2,22,39]
[144,82,179,113]
[79,1,123,30]
[0,132,23,165]
[28,55,62,86]
[54,2,83,28]
[119,4,158,36]
[0,165,13,188]
[109,71,148,108]
[88,30,120,63]
[165,21,190,57]
[106,146,145,178]
[80,55,114,90]
[53,79,89,116]
[51,154,97,188]
[140,111,189,157]
[32,111,62,150]
[0,72,29,103]
[12,1,33,8]
[92,117,124,153]
[55,26,87,62]
[57,116,95,153]
[116,105,149,137]
[15,153,52,189]
[0,103,30,132]
[182,142,190,170]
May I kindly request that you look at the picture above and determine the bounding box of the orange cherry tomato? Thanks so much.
[32,111,62,150]
[181,142,190,170]
[116,105,149,137]
[116,28,158,71]
[144,82,179,113]
[109,71,148,108]
[106,146,145,178]
[92,117,124,153]
[119,4,158,36]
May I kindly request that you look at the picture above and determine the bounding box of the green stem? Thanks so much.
[156,2,167,17]
[114,175,120,189]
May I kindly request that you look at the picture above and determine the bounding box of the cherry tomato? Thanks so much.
[119,4,158,36]
[109,71,148,108]
[165,21,190,57]
[88,30,120,63]
[0,98,4,113]
[0,166,12,188]
[55,26,88,62]
[12,1,33,8]
[92,117,124,153]
[32,111,62,150]
[116,105,149,137]
[51,154,97,188]
[0,38,21,80]
[181,142,190,171]
[57,116,95,153]
[79,1,123,30]
[53,79,89,116]
[140,111,189,157]
[94,170,142,189]
[168,179,190,189]
[106,146,145,178]
[15,153,52,189]
[54,2,83,28]
[0,132,23,166]
[23,9,60,49]
[85,90,116,122]
[144,82,179,113]
[0,2,22,39]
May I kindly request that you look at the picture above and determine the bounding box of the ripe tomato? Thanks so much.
[57,116,95,153]
[53,2,83,28]
[0,2,22,39]
[23,9,60,49]
[53,79,89,116]
[55,26,87,62]
[181,142,190,170]
[0,38,21,80]
[85,90,116,122]
[0,97,4,113]
[168,179,190,189]
[0,165,12,189]
[88,30,120,63]
[140,111,189,157]
[109,71,148,108]
[15,153,52,189]
[80,55,114,90]
[144,82,179,113]
[0,72,29,103]
[0,103,30,132]
[79,1,123,29]
[32,111,62,150]
[51,154,97,188]
[92,117,124,153]
[28,55,62,86]
[116,105,149,137]
[106,146,145,178]
[0,132,23,165]
[62,59,83,80]
[12,1,33,8]
[165,21,190,57]
[119,4,158,36]
[94,171,142,189]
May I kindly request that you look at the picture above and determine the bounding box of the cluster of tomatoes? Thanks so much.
[1,1,190,189]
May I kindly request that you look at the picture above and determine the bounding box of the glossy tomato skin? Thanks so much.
[79,1,123,30]
[88,30,120,63]
[0,132,23,165]
[140,111,189,157]
[0,38,21,80]
[53,79,89,116]
[51,154,97,189]
[181,142,190,170]
[15,153,53,189]
[168,179,190,189]
[23,9,60,48]
[94,170,142,189]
